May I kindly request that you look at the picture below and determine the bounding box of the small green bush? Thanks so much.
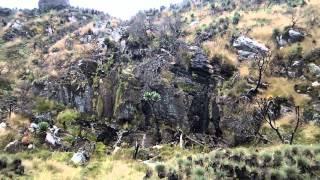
[302,149,313,158]
[297,157,310,173]
[232,12,241,25]
[291,146,300,156]
[273,153,283,167]
[38,121,49,132]
[262,153,272,165]
[282,166,300,180]
[192,167,205,180]
[57,109,80,128]
[34,99,63,113]
[155,164,166,178]
[94,142,106,160]
[269,169,286,180]
[143,91,161,102]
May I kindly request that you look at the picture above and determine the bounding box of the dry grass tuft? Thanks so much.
[261,77,311,106]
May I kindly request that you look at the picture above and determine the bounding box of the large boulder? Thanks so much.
[189,46,214,77]
[232,36,269,59]
[276,28,305,47]
[38,0,70,10]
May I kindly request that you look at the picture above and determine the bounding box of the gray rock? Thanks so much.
[78,60,98,76]
[45,132,61,146]
[276,29,305,47]
[233,36,269,56]
[288,29,304,43]
[237,50,256,60]
[38,0,70,10]
[29,123,39,133]
[189,46,214,76]
[308,63,320,78]
[71,151,87,165]
[0,122,6,129]
[4,140,22,153]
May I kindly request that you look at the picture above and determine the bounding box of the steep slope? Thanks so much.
[0,0,320,179]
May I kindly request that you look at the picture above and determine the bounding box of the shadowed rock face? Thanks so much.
[38,0,70,10]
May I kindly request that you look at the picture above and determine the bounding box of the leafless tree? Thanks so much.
[257,98,285,143]
[256,98,302,144]
[290,106,301,145]
[253,53,271,93]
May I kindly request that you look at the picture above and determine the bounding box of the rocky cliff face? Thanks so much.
[31,30,222,147]
[38,0,70,10]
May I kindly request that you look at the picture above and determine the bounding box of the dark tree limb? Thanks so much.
[290,106,301,145]
[253,53,271,93]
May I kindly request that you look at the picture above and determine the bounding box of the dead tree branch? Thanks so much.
[290,106,301,145]
[253,53,271,93]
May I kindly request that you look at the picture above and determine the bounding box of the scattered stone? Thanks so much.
[308,63,320,78]
[29,123,39,132]
[45,132,61,146]
[276,28,305,47]
[27,144,35,150]
[312,81,320,87]
[0,122,6,129]
[4,140,22,153]
[71,151,87,165]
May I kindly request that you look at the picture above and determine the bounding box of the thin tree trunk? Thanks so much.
[133,142,140,159]
[255,67,263,92]
[290,106,300,145]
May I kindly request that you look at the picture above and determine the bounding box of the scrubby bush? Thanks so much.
[34,98,64,113]
[291,146,300,155]
[297,157,310,173]
[0,131,17,149]
[269,169,286,180]
[192,167,205,180]
[261,153,272,166]
[94,142,106,160]
[57,109,80,129]
[232,12,241,25]
[155,164,166,178]
[282,166,299,180]
[302,149,313,158]
[38,121,49,132]
[273,153,283,167]
[143,91,161,102]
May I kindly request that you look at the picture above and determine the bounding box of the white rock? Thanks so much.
[153,145,163,149]
[312,81,320,87]
[0,122,7,129]
[28,144,35,149]
[46,132,58,146]
[71,151,87,165]
[29,123,39,132]
[308,63,320,78]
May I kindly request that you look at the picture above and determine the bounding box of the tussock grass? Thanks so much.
[261,77,311,106]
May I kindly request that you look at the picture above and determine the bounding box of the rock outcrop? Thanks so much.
[232,36,269,59]
[38,0,70,10]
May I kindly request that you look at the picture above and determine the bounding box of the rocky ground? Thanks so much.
[0,0,320,179]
